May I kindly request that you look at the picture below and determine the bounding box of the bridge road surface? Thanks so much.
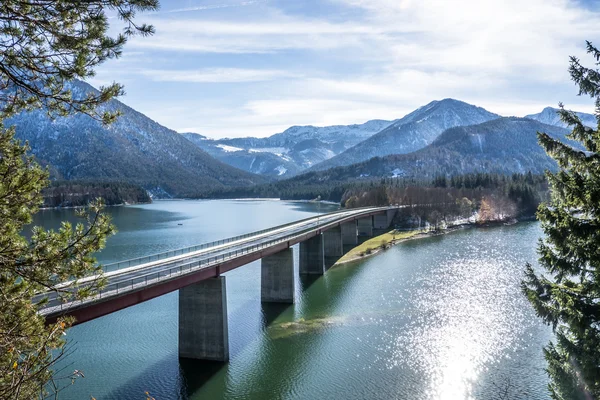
[36,206,397,325]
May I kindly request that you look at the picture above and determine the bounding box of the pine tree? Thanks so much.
[0,1,158,398]
[522,41,600,399]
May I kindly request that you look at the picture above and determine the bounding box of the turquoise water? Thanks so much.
[34,200,552,399]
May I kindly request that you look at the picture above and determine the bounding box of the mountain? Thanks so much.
[183,132,302,177]
[182,119,392,178]
[525,106,596,129]
[244,118,576,195]
[6,81,267,198]
[308,99,501,172]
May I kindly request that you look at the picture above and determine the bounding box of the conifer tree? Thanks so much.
[0,1,158,398]
[522,41,600,399]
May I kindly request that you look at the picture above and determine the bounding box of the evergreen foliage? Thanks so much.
[42,181,152,208]
[0,0,157,122]
[522,41,600,399]
[342,173,547,226]
[0,1,157,398]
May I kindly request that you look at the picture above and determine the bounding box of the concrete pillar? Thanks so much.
[341,221,358,246]
[387,209,397,226]
[374,214,389,229]
[323,225,343,257]
[179,277,229,362]
[357,216,373,237]
[299,234,324,275]
[261,248,294,303]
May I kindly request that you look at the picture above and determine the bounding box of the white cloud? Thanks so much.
[128,19,376,54]
[157,1,265,15]
[139,68,301,83]
[99,0,600,138]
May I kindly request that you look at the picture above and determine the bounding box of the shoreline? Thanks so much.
[334,219,525,266]
[39,200,152,211]
[38,197,339,210]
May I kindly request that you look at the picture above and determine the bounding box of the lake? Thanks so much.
[34,200,553,399]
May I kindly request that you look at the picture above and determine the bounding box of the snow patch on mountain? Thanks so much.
[182,119,392,178]
[217,144,244,152]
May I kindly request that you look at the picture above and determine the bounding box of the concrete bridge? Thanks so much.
[38,205,398,362]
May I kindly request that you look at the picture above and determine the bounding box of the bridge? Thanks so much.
[37,205,398,361]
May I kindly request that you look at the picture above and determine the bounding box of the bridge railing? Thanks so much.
[40,206,398,315]
[100,206,374,273]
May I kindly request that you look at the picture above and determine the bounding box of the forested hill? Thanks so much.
[42,181,152,208]
[5,80,267,198]
[204,117,574,202]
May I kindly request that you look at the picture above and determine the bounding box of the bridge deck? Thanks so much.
[38,206,397,325]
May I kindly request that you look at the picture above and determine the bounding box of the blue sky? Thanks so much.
[91,0,600,138]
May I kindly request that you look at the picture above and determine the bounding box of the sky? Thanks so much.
[90,0,600,138]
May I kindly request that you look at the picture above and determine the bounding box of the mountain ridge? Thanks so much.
[525,106,596,129]
[307,98,501,172]
[218,117,577,201]
[6,80,267,197]
[182,119,393,178]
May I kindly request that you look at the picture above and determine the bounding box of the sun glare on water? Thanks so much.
[380,244,536,399]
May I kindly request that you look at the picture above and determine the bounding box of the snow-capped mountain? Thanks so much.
[182,119,392,178]
[525,107,597,129]
[267,118,576,190]
[5,81,266,197]
[308,99,501,172]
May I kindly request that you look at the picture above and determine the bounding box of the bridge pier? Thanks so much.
[299,234,324,275]
[323,225,343,257]
[374,210,397,229]
[357,216,373,237]
[261,248,294,303]
[373,214,388,229]
[179,277,229,362]
[341,221,358,246]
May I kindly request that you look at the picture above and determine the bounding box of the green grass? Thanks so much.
[336,229,423,264]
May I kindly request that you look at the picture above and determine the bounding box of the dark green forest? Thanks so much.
[42,181,151,208]
[346,173,548,228]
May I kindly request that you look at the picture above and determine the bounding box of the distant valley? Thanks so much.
[183,119,392,178]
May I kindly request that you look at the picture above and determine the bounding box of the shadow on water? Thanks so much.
[226,298,262,359]
[298,274,320,292]
[179,359,225,399]
[102,353,226,400]
[324,256,341,270]
[103,302,258,400]
[104,354,183,400]
[104,238,385,400]
[261,302,291,325]
[104,297,274,400]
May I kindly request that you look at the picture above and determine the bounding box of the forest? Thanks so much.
[342,172,548,228]
[42,181,152,208]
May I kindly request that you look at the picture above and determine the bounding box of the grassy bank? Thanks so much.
[335,229,425,265]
